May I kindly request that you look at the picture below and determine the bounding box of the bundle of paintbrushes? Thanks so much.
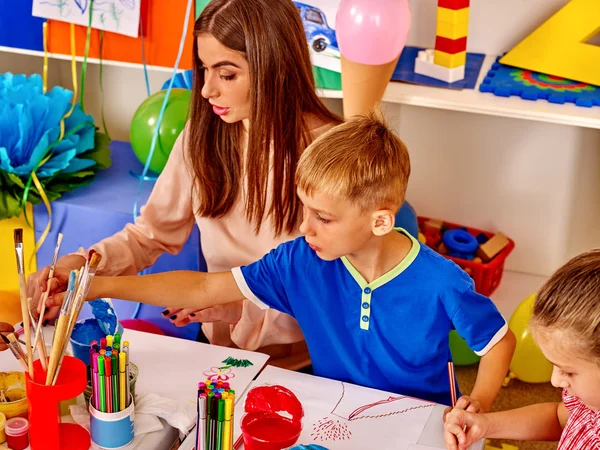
[196,380,236,450]
[89,335,132,412]
[46,249,102,385]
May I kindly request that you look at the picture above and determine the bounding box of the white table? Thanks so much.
[180,365,485,450]
[0,328,269,450]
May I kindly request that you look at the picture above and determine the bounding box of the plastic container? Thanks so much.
[241,385,303,450]
[25,356,90,450]
[71,317,123,366]
[0,372,28,419]
[0,411,6,443]
[89,395,135,449]
[418,216,515,297]
[241,412,301,450]
[5,417,29,450]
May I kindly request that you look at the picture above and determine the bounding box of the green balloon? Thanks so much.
[449,330,481,366]
[130,88,191,174]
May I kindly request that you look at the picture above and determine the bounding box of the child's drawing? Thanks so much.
[33,0,141,38]
[203,365,236,382]
[238,366,438,450]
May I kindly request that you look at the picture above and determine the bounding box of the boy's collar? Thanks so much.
[340,228,420,290]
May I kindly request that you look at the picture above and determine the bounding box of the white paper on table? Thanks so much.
[32,0,141,38]
[233,366,438,450]
[122,330,269,405]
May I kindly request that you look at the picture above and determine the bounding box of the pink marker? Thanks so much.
[92,352,100,409]
[105,357,113,413]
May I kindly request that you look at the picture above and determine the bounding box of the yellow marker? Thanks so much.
[223,398,233,450]
[123,341,130,348]
[119,352,127,411]
[106,335,113,348]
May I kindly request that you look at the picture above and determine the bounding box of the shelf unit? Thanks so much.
[318,56,600,130]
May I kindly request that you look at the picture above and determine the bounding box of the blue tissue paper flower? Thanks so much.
[0,72,111,219]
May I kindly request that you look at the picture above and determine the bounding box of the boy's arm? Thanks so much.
[84,271,246,310]
[466,328,516,412]
[444,402,566,450]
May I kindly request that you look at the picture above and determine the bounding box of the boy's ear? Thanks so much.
[372,210,395,236]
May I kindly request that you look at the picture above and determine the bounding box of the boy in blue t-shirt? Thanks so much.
[81,113,515,410]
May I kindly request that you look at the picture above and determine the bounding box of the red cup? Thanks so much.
[25,356,90,450]
[241,411,302,450]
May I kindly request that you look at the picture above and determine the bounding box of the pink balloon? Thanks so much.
[336,0,411,65]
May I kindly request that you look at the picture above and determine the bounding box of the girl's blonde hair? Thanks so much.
[533,249,600,359]
[296,112,410,213]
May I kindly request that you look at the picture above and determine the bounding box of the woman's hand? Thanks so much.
[444,408,489,450]
[162,302,244,327]
[27,254,86,322]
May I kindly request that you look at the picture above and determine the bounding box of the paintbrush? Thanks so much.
[28,298,48,372]
[52,252,102,385]
[33,233,63,353]
[4,334,28,372]
[14,229,33,377]
[46,270,79,385]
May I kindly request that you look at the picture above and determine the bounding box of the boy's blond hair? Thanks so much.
[533,249,600,360]
[296,112,410,213]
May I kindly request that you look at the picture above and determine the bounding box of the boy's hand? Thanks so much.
[444,409,489,450]
[162,302,243,327]
[443,395,482,421]
[0,323,15,351]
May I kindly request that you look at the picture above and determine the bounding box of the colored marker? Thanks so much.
[119,352,126,411]
[207,391,215,450]
[123,343,130,407]
[223,398,232,450]
[197,394,207,450]
[100,337,106,350]
[106,335,113,348]
[105,356,113,413]
[98,355,106,412]
[92,352,100,410]
[111,353,119,412]
[216,399,224,450]
[105,346,112,353]
[114,333,121,346]
[100,349,106,356]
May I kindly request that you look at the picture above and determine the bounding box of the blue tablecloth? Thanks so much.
[33,141,203,340]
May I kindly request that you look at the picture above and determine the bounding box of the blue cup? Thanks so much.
[70,299,124,366]
[89,395,135,449]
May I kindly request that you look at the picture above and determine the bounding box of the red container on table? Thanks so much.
[25,356,90,450]
[241,385,303,450]
[418,216,515,297]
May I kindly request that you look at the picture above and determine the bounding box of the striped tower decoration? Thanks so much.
[414,0,470,83]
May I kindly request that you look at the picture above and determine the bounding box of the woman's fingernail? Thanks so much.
[190,313,196,317]
[169,315,177,320]
[161,309,170,316]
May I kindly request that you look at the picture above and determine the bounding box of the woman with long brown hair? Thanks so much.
[28,0,415,369]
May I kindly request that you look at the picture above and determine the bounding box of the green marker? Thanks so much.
[98,355,106,413]
[111,353,119,412]
[216,399,224,450]
[207,391,214,449]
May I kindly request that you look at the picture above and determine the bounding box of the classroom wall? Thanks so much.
[1,0,599,278]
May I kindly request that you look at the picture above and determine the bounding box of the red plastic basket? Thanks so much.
[417,217,515,297]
